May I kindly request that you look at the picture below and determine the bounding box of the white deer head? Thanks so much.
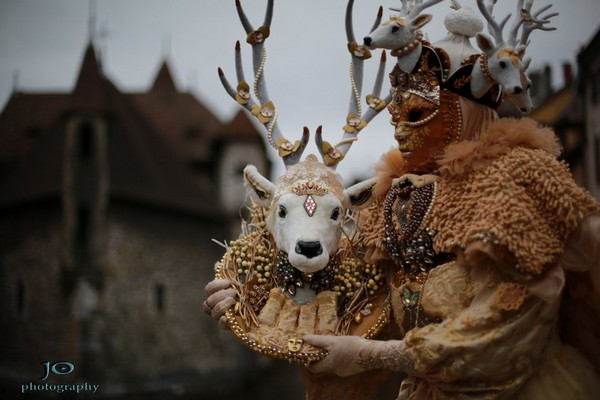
[471,0,557,105]
[503,57,533,113]
[243,156,375,274]
[471,0,526,99]
[502,0,557,113]
[363,0,443,73]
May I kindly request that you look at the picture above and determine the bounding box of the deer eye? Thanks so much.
[499,61,507,69]
[391,25,400,33]
[330,207,341,221]
[278,205,287,218]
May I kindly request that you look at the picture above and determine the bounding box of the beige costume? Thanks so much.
[358,118,600,399]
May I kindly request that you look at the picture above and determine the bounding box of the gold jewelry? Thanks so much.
[214,204,391,365]
[479,52,495,83]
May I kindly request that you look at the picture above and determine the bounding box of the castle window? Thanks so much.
[25,126,42,140]
[235,164,246,176]
[17,280,26,316]
[154,283,166,313]
[590,68,600,105]
[595,136,600,186]
[76,206,90,245]
[185,126,202,140]
[78,121,94,160]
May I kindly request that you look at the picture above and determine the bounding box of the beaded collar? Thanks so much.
[274,251,337,296]
[214,205,391,365]
[382,179,451,271]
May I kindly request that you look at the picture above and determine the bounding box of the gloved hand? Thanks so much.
[203,279,237,329]
[303,335,414,377]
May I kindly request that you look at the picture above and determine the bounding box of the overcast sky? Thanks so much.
[1,0,599,181]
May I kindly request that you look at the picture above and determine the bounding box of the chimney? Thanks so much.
[562,63,574,88]
[544,65,553,92]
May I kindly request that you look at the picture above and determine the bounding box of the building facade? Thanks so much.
[579,27,600,200]
[0,43,282,398]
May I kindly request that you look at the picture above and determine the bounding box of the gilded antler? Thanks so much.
[218,0,309,169]
[317,0,391,169]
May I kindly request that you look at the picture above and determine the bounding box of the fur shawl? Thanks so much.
[374,117,562,193]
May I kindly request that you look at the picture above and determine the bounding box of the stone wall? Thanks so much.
[101,202,242,380]
[0,201,80,381]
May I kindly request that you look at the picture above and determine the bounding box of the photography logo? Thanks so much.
[21,361,100,395]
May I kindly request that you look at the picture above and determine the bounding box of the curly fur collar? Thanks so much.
[438,117,562,179]
[374,118,561,193]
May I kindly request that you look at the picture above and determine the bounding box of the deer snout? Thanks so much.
[520,105,533,113]
[295,241,323,259]
[363,36,372,47]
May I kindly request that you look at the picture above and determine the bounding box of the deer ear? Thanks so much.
[476,32,494,53]
[515,44,527,59]
[243,165,275,207]
[412,14,433,30]
[344,177,377,210]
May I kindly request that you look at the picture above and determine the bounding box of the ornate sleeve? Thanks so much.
[558,214,600,377]
[402,259,564,393]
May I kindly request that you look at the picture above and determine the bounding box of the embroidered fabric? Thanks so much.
[419,261,473,318]
[558,214,600,377]
[488,282,528,312]
[303,335,415,377]
[357,340,415,374]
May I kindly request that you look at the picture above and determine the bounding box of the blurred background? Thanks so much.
[0,0,599,398]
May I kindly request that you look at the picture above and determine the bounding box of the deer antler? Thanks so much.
[317,0,391,169]
[390,0,442,18]
[519,0,558,48]
[218,0,309,169]
[409,0,445,18]
[506,0,525,47]
[477,0,513,45]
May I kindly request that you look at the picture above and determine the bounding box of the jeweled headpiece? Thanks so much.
[390,47,442,106]
[275,155,345,202]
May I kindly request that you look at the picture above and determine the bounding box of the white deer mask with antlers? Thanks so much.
[218,0,385,287]
[364,0,443,73]
[471,0,557,104]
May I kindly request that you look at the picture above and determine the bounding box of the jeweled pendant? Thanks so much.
[304,195,317,216]
[402,287,419,307]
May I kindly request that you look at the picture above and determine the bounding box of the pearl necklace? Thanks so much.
[391,30,424,58]
[479,52,495,83]
[383,180,450,271]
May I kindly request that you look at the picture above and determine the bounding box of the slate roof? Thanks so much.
[0,43,262,217]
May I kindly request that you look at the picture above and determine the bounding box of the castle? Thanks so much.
[0,42,280,398]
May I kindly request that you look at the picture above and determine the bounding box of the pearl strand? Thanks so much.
[401,109,440,127]
[479,53,495,83]
[391,30,424,58]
